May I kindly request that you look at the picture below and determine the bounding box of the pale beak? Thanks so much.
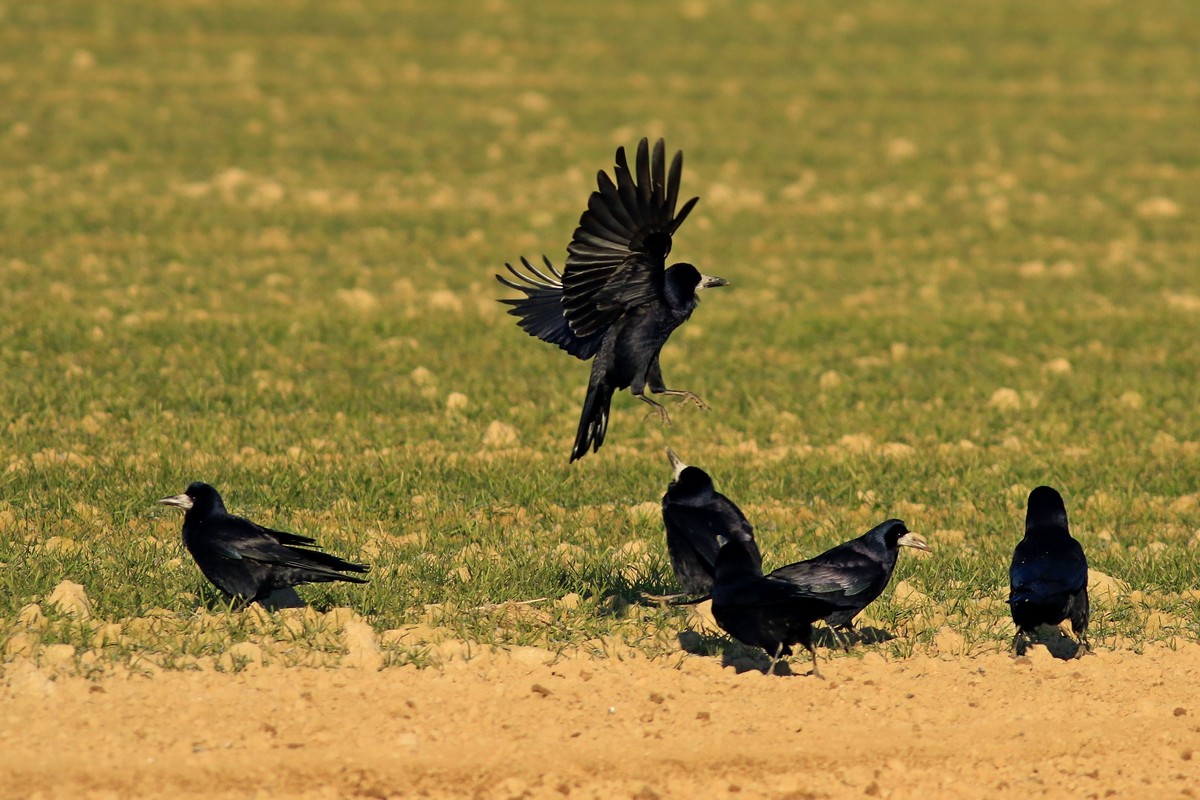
[699,274,729,290]
[158,493,193,511]
[715,534,729,548]
[898,532,931,552]
[665,447,687,480]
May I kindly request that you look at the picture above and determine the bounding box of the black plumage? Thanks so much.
[767,519,930,646]
[498,138,728,462]
[158,482,369,605]
[661,448,761,597]
[1008,485,1090,651]
[710,536,842,677]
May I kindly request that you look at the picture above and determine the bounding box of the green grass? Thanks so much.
[2,0,1199,672]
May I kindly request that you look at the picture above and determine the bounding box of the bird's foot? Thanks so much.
[807,646,824,679]
[639,591,689,604]
[669,390,709,411]
[642,404,672,427]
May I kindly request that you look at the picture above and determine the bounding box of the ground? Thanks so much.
[4,641,1198,800]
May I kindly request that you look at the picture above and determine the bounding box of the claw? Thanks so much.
[638,393,673,426]
[644,405,672,426]
[655,389,710,411]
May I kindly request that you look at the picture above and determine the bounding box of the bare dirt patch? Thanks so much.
[3,643,1199,799]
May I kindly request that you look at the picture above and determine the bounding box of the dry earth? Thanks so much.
[3,642,1199,800]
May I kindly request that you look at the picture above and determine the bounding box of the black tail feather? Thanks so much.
[279,545,371,581]
[570,381,613,462]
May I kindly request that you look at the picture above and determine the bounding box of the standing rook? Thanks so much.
[768,519,929,648]
[1008,485,1090,655]
[159,482,369,606]
[659,448,761,599]
[710,536,841,677]
[498,138,728,462]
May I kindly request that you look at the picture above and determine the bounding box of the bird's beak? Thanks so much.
[898,532,931,552]
[665,447,687,480]
[715,534,729,548]
[699,274,729,290]
[158,493,193,511]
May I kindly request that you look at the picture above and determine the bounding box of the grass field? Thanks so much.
[1,0,1198,674]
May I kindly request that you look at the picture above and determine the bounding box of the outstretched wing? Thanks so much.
[496,256,604,360]
[561,138,699,338]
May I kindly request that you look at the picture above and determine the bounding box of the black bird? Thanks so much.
[710,536,843,677]
[158,482,369,606]
[1008,485,1090,653]
[497,138,728,462]
[660,448,761,598]
[767,519,930,647]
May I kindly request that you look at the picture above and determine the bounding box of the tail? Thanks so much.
[280,546,371,584]
[570,381,614,462]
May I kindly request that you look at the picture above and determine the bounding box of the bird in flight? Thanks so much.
[498,138,728,462]
[767,519,930,649]
[659,447,761,600]
[159,482,369,606]
[1008,485,1090,656]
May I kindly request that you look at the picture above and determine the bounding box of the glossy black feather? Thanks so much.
[661,462,761,595]
[164,482,369,605]
[1008,486,1089,640]
[497,257,604,360]
[710,538,842,675]
[768,519,919,631]
[497,138,724,462]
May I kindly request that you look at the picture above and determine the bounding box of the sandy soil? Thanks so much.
[2,642,1199,800]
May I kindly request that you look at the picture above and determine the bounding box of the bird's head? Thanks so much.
[664,262,728,306]
[158,482,225,516]
[876,519,931,552]
[663,447,715,500]
[713,534,762,581]
[1026,485,1069,535]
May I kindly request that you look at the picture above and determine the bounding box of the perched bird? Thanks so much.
[498,138,728,462]
[1008,485,1089,653]
[710,535,842,677]
[158,482,369,605]
[660,447,761,598]
[767,519,930,647]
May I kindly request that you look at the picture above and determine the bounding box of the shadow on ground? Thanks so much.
[679,631,824,677]
[1014,626,1088,660]
[811,625,895,649]
[190,587,306,613]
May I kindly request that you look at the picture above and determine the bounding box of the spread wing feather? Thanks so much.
[560,138,699,338]
[496,256,604,360]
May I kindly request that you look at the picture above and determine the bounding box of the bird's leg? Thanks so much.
[806,642,824,680]
[636,392,672,426]
[652,388,710,411]
[827,624,850,653]
[639,590,689,604]
[765,642,785,676]
[644,358,708,413]
[841,622,857,651]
